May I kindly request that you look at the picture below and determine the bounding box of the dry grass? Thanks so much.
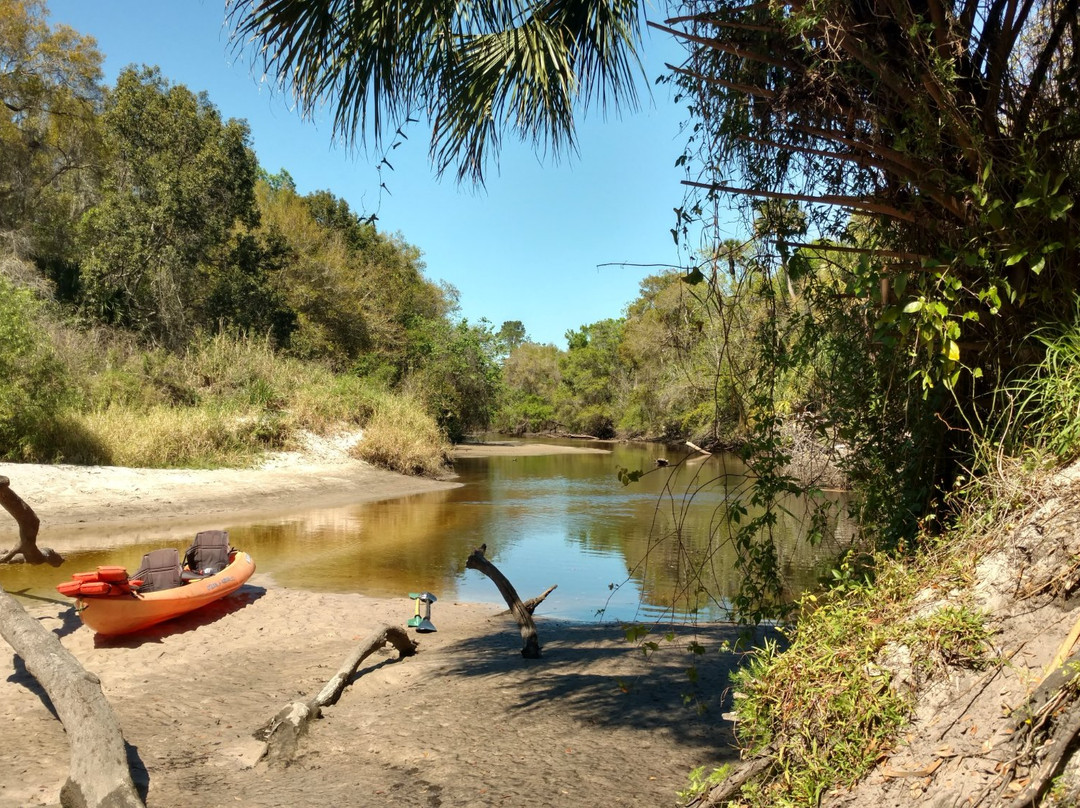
[79,405,276,468]
[350,394,450,477]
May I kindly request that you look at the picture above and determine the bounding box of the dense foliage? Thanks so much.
[0,0,500,466]
[664,0,1080,529]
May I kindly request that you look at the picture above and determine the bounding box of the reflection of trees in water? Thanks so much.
[228,488,485,597]
[569,457,855,620]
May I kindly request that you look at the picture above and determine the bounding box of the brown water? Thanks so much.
[7,440,853,621]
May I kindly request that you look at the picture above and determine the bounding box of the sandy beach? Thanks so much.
[0,437,742,808]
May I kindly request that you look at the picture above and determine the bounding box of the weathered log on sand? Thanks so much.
[255,624,417,765]
[0,476,62,566]
[691,754,775,808]
[0,588,144,808]
[0,479,141,807]
[466,545,542,658]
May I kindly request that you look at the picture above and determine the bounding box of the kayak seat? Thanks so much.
[130,548,183,593]
[183,530,232,576]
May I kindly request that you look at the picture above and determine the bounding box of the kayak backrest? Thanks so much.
[183,530,231,575]
[130,548,183,593]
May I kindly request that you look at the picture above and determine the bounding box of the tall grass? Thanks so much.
[15,315,450,473]
[351,393,450,477]
[997,300,1080,464]
[78,405,274,468]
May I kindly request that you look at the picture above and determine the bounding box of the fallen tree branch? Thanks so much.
[691,754,776,807]
[255,624,417,765]
[0,477,62,566]
[1011,702,1080,806]
[0,586,144,807]
[466,545,542,658]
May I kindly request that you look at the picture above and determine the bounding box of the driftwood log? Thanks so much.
[255,624,418,765]
[466,545,542,658]
[0,479,142,807]
[0,476,62,566]
[0,590,144,808]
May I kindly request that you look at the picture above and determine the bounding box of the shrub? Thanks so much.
[0,275,75,460]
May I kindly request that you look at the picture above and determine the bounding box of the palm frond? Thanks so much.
[226,0,644,182]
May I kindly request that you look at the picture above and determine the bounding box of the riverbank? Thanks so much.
[1,584,752,808]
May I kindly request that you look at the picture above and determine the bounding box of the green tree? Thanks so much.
[666,0,1080,398]
[255,182,454,371]
[0,271,72,459]
[497,340,561,433]
[0,0,103,287]
[407,319,502,441]
[201,229,297,348]
[558,318,628,437]
[495,320,527,357]
[77,66,259,344]
[621,270,723,438]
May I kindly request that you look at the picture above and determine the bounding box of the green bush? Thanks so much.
[0,276,75,460]
[494,394,558,434]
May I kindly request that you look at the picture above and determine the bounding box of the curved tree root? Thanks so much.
[0,477,62,566]
[255,623,418,765]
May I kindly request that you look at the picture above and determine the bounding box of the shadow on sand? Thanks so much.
[91,584,267,648]
[426,617,784,761]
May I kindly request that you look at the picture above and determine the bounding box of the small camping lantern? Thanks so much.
[407,592,437,632]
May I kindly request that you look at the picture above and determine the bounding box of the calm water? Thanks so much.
[8,440,854,621]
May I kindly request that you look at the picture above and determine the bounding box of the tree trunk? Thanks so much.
[0,478,142,806]
[465,546,542,658]
[256,624,417,765]
[0,586,144,808]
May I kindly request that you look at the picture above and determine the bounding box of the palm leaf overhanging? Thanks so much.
[227,0,645,182]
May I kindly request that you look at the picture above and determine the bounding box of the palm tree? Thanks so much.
[226,0,646,183]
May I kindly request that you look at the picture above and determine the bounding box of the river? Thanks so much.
[8,439,853,622]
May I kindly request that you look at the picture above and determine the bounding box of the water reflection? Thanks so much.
[7,441,854,622]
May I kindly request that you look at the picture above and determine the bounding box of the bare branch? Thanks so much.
[682,180,917,222]
[668,64,776,99]
[649,20,797,71]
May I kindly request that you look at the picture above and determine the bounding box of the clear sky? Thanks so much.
[44,0,696,348]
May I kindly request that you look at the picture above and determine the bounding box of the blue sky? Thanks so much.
[45,0,699,348]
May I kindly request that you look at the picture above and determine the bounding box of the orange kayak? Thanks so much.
[59,552,255,636]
